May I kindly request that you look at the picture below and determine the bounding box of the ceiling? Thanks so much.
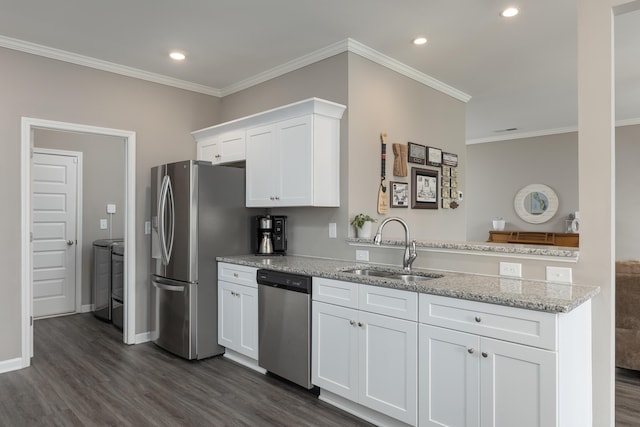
[1,0,638,142]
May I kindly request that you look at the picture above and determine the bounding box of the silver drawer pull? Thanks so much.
[468,348,475,354]
[475,316,482,323]
[233,273,239,278]
[482,352,488,358]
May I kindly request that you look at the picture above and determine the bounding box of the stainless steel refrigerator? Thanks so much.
[150,160,250,360]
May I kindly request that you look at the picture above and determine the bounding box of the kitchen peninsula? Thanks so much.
[217,254,598,427]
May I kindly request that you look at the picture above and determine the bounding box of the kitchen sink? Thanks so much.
[342,268,443,283]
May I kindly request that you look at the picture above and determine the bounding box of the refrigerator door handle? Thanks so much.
[165,175,175,264]
[158,174,171,266]
[152,280,185,292]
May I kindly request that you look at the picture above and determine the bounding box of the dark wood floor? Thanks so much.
[4,314,640,426]
[0,314,371,427]
[616,368,640,426]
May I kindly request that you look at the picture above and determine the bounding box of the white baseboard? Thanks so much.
[79,304,93,313]
[319,390,411,427]
[134,331,152,344]
[0,357,25,375]
[223,350,266,374]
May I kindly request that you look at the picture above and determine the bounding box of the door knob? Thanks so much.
[67,240,74,246]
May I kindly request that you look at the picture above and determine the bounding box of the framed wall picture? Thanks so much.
[411,168,438,209]
[390,181,409,208]
[407,142,426,165]
[427,147,442,167]
[442,152,458,167]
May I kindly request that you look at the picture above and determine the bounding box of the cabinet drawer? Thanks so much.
[218,262,258,288]
[359,284,418,321]
[419,294,557,350]
[312,277,358,309]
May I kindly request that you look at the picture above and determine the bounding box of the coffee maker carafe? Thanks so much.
[252,215,287,255]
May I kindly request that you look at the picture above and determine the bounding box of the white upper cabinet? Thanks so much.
[196,130,246,165]
[192,98,346,207]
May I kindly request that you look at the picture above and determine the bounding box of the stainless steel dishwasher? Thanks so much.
[257,269,313,389]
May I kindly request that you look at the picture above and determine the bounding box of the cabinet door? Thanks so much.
[237,285,258,360]
[218,280,238,351]
[197,136,220,163]
[480,337,557,427]
[246,124,277,206]
[276,116,313,206]
[359,310,418,426]
[218,130,246,163]
[312,301,358,401]
[419,324,480,427]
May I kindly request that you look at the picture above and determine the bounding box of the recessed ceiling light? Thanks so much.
[500,7,519,17]
[413,37,427,46]
[169,51,186,61]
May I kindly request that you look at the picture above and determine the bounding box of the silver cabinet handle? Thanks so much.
[475,316,482,323]
[358,322,364,327]
[67,240,74,246]
[275,196,280,200]
[482,352,488,358]
[233,273,239,278]
[349,320,356,326]
[468,348,475,354]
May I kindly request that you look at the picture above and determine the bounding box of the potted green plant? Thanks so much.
[351,214,377,238]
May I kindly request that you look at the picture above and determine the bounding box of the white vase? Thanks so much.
[492,219,506,231]
[357,221,373,239]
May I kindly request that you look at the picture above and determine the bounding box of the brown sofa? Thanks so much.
[616,260,640,370]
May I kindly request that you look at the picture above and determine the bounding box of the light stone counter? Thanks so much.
[347,237,579,258]
[217,254,599,313]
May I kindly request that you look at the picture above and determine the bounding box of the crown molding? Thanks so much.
[219,39,349,96]
[1,34,470,103]
[467,117,640,145]
[0,35,222,97]
[220,38,472,103]
[345,39,471,103]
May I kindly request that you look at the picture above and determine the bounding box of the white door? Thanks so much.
[312,301,359,401]
[246,124,277,206]
[480,337,557,427]
[218,280,238,350]
[32,152,78,318]
[277,116,312,206]
[237,284,258,359]
[419,324,481,427]
[358,310,418,426]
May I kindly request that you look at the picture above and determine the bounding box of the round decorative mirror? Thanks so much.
[513,184,559,224]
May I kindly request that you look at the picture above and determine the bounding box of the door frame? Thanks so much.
[32,148,84,316]
[20,117,137,368]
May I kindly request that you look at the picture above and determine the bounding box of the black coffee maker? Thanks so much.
[252,215,287,255]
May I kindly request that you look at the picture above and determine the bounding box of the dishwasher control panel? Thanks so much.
[256,269,312,294]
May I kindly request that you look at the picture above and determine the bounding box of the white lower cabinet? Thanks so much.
[419,324,557,427]
[312,281,418,426]
[419,294,591,427]
[217,265,258,361]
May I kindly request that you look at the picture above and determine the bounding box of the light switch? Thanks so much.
[546,266,572,284]
[329,223,337,238]
[99,219,108,230]
[145,221,151,235]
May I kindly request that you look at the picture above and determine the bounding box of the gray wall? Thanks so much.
[0,46,220,360]
[219,52,467,265]
[466,133,579,242]
[34,129,126,307]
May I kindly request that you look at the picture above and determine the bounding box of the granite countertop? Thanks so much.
[217,254,599,313]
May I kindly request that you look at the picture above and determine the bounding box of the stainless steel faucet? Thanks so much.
[373,217,418,271]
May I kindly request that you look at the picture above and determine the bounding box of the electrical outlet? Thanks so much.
[329,223,337,238]
[99,219,108,230]
[546,266,572,284]
[356,250,369,261]
[106,203,116,214]
[499,262,522,278]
